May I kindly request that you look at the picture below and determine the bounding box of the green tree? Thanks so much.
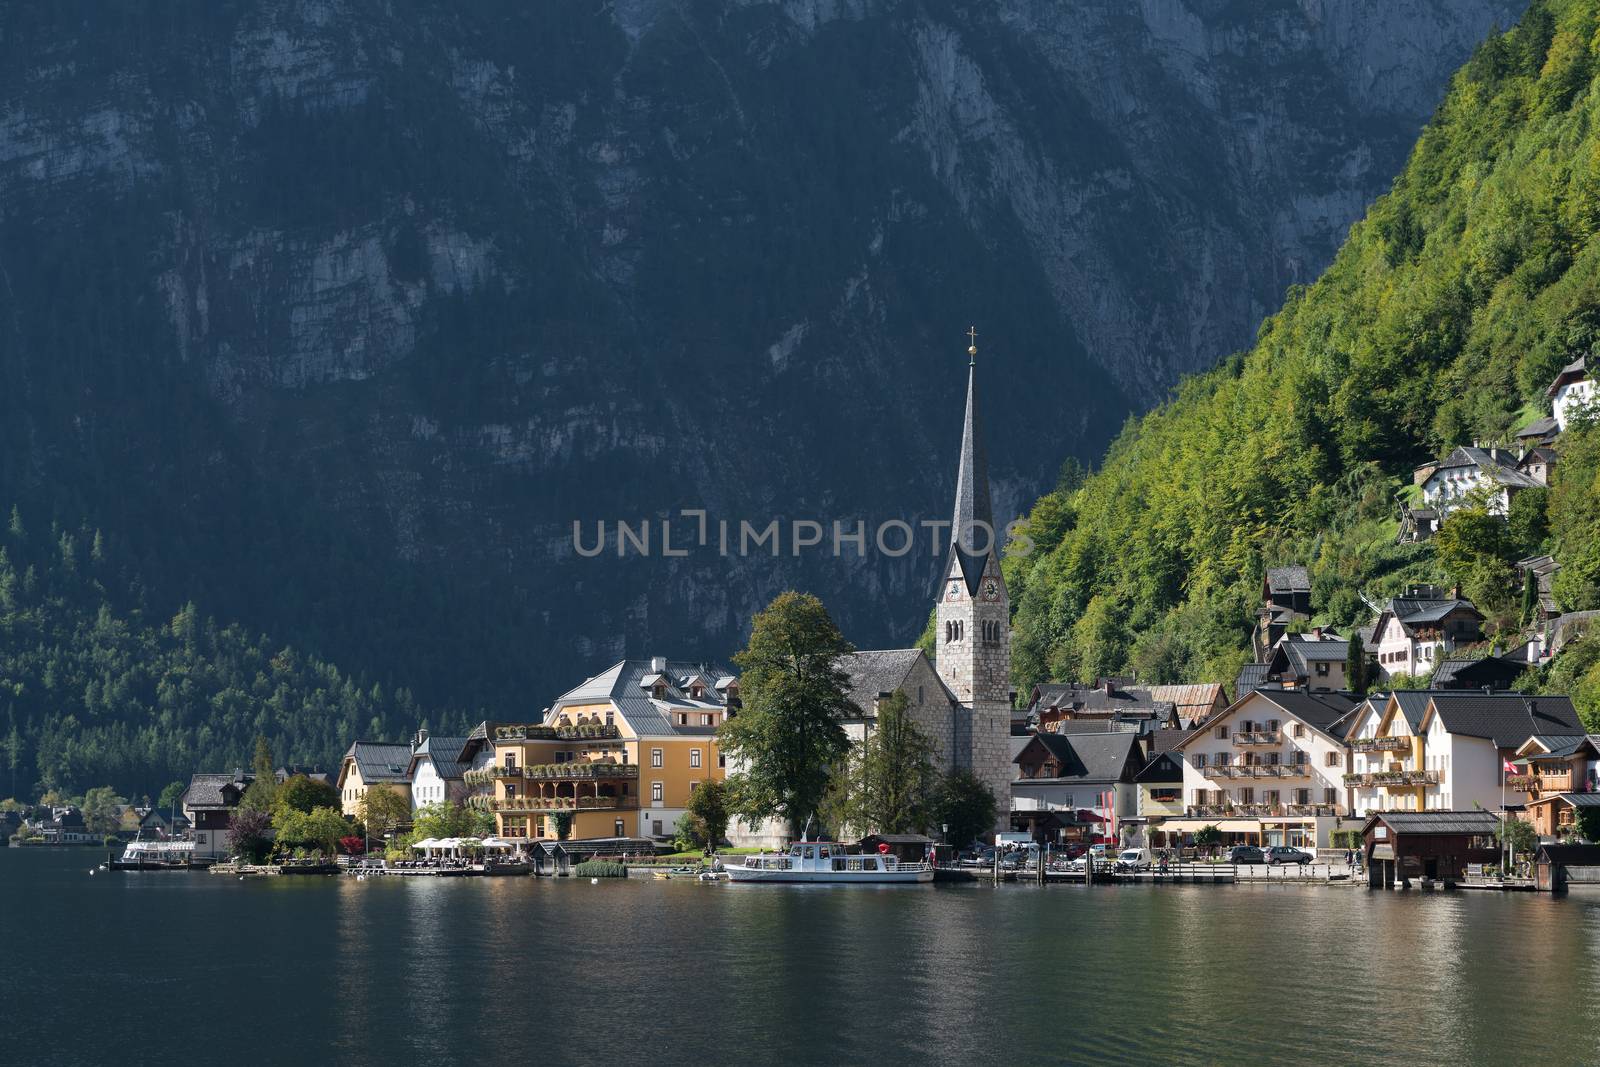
[672,812,708,853]
[932,769,998,849]
[276,774,339,815]
[550,809,574,841]
[1575,805,1600,843]
[1346,633,1369,697]
[842,690,935,836]
[1196,825,1223,856]
[720,591,855,839]
[80,785,127,836]
[272,805,348,855]
[250,735,277,805]
[356,785,411,839]
[1497,816,1537,863]
[157,780,186,811]
[409,800,491,842]
[687,779,731,853]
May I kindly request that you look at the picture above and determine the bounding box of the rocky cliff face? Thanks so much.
[0,0,1521,709]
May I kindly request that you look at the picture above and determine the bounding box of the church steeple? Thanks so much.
[950,331,994,594]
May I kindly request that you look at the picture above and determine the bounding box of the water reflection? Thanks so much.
[7,851,1600,1067]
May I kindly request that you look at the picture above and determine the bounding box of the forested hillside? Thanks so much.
[1006,0,1600,721]
[0,508,462,799]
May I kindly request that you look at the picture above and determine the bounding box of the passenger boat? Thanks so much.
[110,838,211,871]
[724,841,933,884]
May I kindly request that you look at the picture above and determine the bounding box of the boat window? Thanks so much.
[819,845,830,858]
[804,846,816,860]
[790,845,802,857]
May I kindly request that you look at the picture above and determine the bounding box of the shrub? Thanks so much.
[573,860,627,878]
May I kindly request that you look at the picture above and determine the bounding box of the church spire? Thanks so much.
[950,328,993,593]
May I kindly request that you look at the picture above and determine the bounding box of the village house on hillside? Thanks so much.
[1025,679,1180,733]
[182,771,255,860]
[336,741,414,818]
[1370,585,1484,680]
[1414,445,1547,518]
[1254,566,1312,661]
[1548,355,1594,432]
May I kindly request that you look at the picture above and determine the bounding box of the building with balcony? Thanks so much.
[473,657,734,843]
[1173,689,1359,848]
[1346,691,1587,816]
[1511,735,1600,838]
[406,731,494,812]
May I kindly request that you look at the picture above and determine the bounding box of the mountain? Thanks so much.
[0,0,1521,715]
[1005,0,1600,725]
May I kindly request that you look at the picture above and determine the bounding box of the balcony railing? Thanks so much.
[1232,731,1283,746]
[492,723,622,742]
[1183,804,1341,819]
[465,763,640,786]
[1504,773,1540,791]
[1202,765,1235,779]
[468,795,632,813]
[1343,770,1439,788]
[1351,737,1409,754]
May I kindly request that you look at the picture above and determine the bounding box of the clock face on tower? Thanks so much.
[946,581,962,601]
[981,579,1000,602]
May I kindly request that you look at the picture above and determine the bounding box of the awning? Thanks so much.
[1372,844,1395,861]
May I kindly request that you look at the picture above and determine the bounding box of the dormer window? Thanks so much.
[652,683,667,700]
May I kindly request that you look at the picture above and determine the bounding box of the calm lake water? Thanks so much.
[4,849,1600,1066]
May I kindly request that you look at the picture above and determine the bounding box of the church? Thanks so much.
[749,337,1017,843]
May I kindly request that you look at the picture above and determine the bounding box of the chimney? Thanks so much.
[650,656,667,672]
[413,728,428,752]
[1312,626,1323,640]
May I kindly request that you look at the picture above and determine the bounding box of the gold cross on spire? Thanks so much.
[967,325,978,365]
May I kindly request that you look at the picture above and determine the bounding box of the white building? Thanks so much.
[1418,446,1544,517]
[1344,691,1586,816]
[1173,690,1360,849]
[1370,586,1484,680]
[407,731,493,812]
[1548,355,1594,431]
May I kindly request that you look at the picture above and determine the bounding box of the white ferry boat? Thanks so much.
[724,841,933,884]
[110,838,208,870]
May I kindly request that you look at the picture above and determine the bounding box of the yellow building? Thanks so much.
[468,658,735,842]
[335,740,415,818]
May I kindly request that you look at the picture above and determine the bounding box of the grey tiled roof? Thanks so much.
[552,658,736,738]
[410,736,473,780]
[345,741,415,783]
[183,772,254,809]
[1265,566,1311,594]
[1516,414,1559,438]
[1235,663,1270,696]
[1367,811,1501,834]
[839,649,933,718]
[1427,693,1583,747]
[1134,751,1185,784]
[1547,354,1588,396]
[1389,691,1434,732]
[1249,690,1359,737]
[1556,792,1600,808]
[1014,731,1142,784]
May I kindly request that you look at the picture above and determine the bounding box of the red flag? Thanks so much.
[1503,758,1517,776]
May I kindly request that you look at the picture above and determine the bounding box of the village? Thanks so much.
[9,353,1600,894]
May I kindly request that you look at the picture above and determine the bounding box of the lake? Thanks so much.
[4,848,1600,1066]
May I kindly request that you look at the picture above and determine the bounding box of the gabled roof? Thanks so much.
[1547,793,1600,809]
[408,735,474,781]
[1423,693,1584,748]
[1516,414,1559,439]
[1134,751,1185,784]
[1547,355,1588,397]
[1363,811,1501,835]
[1265,566,1311,595]
[1182,689,1358,749]
[184,772,255,810]
[343,741,414,784]
[1387,691,1435,733]
[1145,684,1228,720]
[1014,731,1142,784]
[1515,735,1600,761]
[839,649,949,719]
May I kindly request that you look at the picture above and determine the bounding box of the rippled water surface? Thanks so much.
[5,849,1600,1066]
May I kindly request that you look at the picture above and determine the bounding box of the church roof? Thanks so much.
[950,360,994,593]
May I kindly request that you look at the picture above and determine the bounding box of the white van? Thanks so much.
[1116,847,1152,871]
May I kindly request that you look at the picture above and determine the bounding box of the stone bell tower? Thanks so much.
[934,330,1013,829]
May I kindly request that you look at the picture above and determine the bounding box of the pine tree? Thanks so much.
[1346,633,1368,697]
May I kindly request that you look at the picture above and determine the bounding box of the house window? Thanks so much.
[1293,789,1310,805]
[651,782,663,803]
[504,754,517,771]
[1241,720,1254,733]
[1326,751,1341,767]
[1265,720,1279,733]
[1292,724,1306,738]
[1192,754,1207,769]
[605,711,614,726]
[1239,788,1254,804]
[651,749,663,768]
[1324,788,1338,806]
[1266,753,1280,766]
[1264,790,1280,805]
[917,685,924,703]
[690,749,702,768]
[678,713,688,726]
[689,781,700,793]
[1315,662,1329,676]
[1063,794,1073,807]
[718,753,726,768]
[1215,725,1229,740]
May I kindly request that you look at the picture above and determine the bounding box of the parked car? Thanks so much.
[1227,845,1266,865]
[1058,842,1087,860]
[1267,846,1314,865]
[1115,847,1152,871]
